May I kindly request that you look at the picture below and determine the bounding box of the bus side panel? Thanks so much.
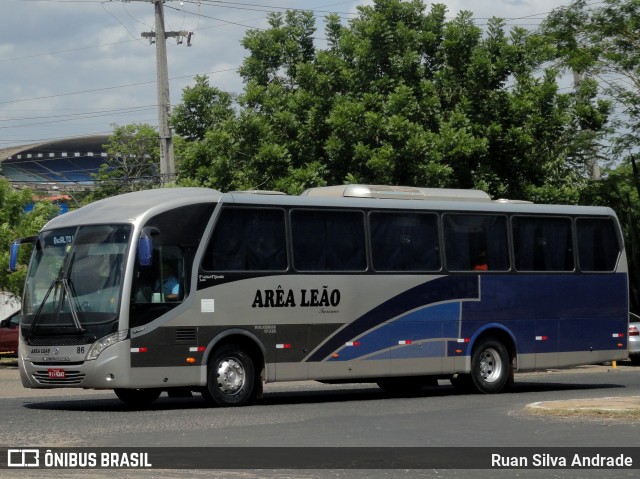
[125,271,627,387]
[304,276,480,381]
[187,275,479,382]
[460,273,628,372]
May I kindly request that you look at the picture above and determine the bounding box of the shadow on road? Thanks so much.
[21,379,625,413]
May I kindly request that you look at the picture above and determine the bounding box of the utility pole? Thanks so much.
[131,0,193,184]
[573,70,601,181]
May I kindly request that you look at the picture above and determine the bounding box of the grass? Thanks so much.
[526,406,640,421]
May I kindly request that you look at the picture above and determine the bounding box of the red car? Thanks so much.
[0,310,20,357]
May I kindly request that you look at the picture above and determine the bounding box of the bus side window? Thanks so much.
[513,216,574,272]
[370,212,440,272]
[203,207,287,272]
[128,203,214,326]
[443,214,509,272]
[576,217,619,272]
[292,210,366,272]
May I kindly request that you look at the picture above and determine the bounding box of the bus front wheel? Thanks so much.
[470,337,512,394]
[204,344,255,407]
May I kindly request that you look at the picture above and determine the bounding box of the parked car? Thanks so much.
[0,310,20,357]
[629,312,640,364]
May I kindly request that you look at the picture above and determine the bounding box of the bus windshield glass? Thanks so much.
[23,225,131,329]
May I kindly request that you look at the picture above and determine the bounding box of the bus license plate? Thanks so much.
[48,368,66,379]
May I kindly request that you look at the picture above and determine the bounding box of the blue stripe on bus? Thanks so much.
[328,302,461,361]
[308,273,628,363]
[306,275,480,362]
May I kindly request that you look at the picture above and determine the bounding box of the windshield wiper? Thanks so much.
[31,279,57,334]
[61,277,84,333]
[31,278,85,335]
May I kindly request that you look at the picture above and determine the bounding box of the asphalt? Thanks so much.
[1,357,639,415]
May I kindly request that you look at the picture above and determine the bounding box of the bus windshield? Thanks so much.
[23,225,131,330]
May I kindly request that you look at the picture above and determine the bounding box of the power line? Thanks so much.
[0,105,155,122]
[0,68,237,106]
[0,1,594,67]
[0,40,138,63]
[101,1,150,46]
[2,0,613,148]
[0,107,157,130]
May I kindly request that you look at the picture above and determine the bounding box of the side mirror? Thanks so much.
[138,227,159,267]
[8,236,37,273]
[0,319,7,328]
[9,241,20,272]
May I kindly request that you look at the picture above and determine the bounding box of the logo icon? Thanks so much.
[7,449,39,468]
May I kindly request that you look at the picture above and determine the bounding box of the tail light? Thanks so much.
[629,325,639,337]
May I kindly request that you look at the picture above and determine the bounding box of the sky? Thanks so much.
[0,0,573,150]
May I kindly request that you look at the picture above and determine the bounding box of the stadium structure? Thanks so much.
[0,135,109,193]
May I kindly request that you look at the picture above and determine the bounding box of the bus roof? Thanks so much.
[41,187,222,230]
[301,184,493,202]
[40,185,618,231]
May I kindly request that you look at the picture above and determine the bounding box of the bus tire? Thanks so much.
[114,388,162,407]
[470,337,511,394]
[204,344,255,407]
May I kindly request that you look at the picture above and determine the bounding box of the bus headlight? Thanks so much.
[86,330,129,360]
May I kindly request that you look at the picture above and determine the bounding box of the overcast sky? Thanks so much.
[0,0,571,150]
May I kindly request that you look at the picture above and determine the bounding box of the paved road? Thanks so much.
[1,359,639,479]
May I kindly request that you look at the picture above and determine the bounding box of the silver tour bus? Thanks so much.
[10,185,629,406]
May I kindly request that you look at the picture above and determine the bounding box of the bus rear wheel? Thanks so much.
[204,344,255,407]
[114,388,162,407]
[470,337,512,394]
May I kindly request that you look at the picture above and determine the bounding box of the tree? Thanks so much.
[0,180,57,298]
[170,75,234,142]
[85,123,160,203]
[543,0,640,186]
[543,0,640,312]
[582,162,640,312]
[173,0,609,202]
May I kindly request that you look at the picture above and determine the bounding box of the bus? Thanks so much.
[9,185,629,407]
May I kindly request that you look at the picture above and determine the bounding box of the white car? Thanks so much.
[629,313,640,364]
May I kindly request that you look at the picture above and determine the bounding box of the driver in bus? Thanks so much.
[156,262,180,301]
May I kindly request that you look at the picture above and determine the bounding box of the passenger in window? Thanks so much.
[473,251,488,271]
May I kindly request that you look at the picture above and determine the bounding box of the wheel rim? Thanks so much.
[478,347,503,383]
[216,357,245,395]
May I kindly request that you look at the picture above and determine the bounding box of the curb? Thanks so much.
[526,396,640,415]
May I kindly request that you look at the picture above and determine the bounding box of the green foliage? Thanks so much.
[542,0,640,175]
[582,161,640,311]
[0,180,58,298]
[239,10,316,88]
[173,0,607,201]
[85,123,160,203]
[170,75,234,141]
[543,0,640,311]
